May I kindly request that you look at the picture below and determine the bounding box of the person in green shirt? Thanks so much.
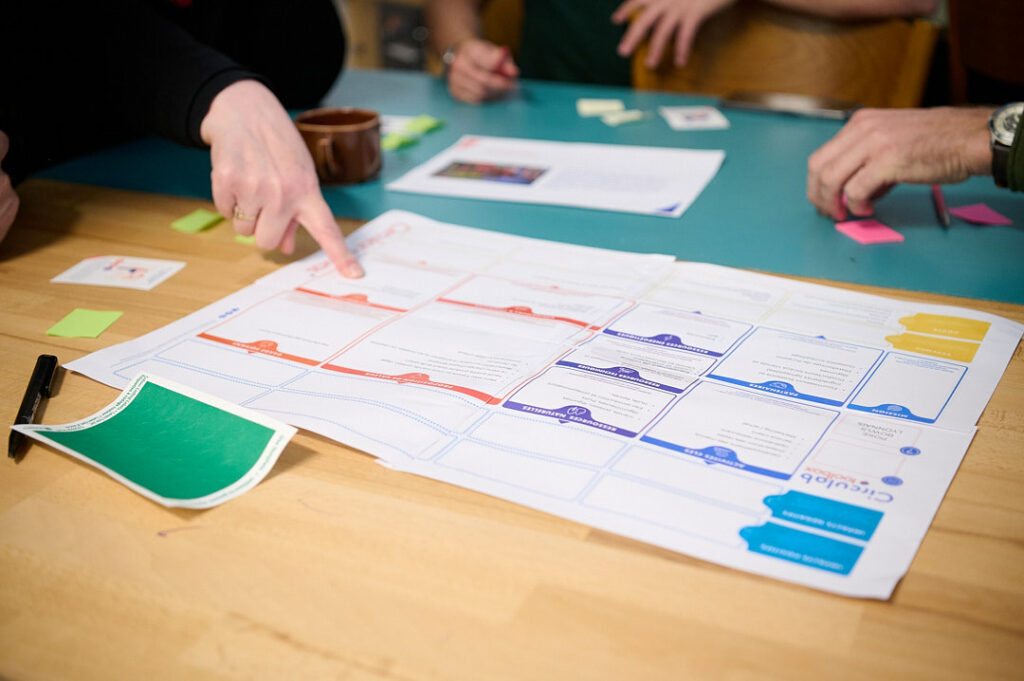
[806,105,1024,219]
[426,0,936,103]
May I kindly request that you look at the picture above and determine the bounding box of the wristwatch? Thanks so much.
[989,102,1023,188]
[441,42,461,76]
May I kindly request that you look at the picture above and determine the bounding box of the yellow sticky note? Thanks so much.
[47,309,123,338]
[382,132,418,151]
[576,98,625,117]
[601,109,649,126]
[404,115,443,134]
[898,314,990,341]
[172,209,224,233]
[885,333,980,363]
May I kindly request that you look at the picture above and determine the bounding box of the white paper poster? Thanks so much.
[67,210,1022,598]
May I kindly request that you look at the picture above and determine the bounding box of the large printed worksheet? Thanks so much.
[68,211,1022,598]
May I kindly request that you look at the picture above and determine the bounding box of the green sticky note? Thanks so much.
[12,374,296,508]
[234,234,256,244]
[172,209,224,233]
[47,309,123,338]
[403,115,443,135]
[382,132,418,151]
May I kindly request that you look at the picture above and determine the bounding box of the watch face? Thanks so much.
[991,102,1023,146]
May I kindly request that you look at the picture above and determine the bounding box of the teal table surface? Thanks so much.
[40,69,1024,304]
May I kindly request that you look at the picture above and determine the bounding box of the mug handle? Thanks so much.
[316,137,340,180]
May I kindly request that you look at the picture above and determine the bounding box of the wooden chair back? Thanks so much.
[947,0,1024,104]
[631,1,938,108]
[482,0,524,59]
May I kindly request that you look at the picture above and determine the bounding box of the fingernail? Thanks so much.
[344,261,364,278]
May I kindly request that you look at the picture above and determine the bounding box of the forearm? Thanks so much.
[760,0,936,19]
[426,0,487,54]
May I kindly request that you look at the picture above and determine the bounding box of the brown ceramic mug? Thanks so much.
[295,107,381,184]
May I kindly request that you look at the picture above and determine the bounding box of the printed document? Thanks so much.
[387,135,724,217]
[67,210,1022,598]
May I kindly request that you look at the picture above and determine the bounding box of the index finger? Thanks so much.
[646,10,685,68]
[617,5,664,58]
[673,15,700,67]
[612,0,645,24]
[298,196,364,278]
[807,128,866,219]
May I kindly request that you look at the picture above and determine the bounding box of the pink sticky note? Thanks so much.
[949,203,1013,226]
[835,219,905,244]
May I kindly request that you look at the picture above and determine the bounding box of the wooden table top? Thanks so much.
[1,179,1022,681]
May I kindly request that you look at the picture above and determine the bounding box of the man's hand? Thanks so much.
[0,130,19,245]
[445,38,519,104]
[807,107,993,220]
[200,80,363,277]
[613,0,736,68]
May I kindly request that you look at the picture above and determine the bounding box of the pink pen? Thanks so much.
[931,185,951,229]
[493,46,511,75]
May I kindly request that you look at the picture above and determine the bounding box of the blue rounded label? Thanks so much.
[900,446,921,456]
[881,476,904,486]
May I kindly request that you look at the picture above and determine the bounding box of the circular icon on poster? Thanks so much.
[881,476,904,486]
[900,446,921,456]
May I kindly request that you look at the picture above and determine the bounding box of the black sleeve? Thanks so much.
[160,0,346,114]
[0,0,345,181]
[90,0,271,148]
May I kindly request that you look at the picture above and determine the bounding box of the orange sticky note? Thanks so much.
[836,219,904,244]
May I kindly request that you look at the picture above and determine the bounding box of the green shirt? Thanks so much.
[518,0,632,87]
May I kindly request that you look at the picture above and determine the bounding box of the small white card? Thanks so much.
[659,105,730,130]
[51,255,186,290]
[576,98,625,117]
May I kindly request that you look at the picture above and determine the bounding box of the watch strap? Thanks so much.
[993,141,1010,188]
[1007,116,1024,192]
[990,102,1024,188]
